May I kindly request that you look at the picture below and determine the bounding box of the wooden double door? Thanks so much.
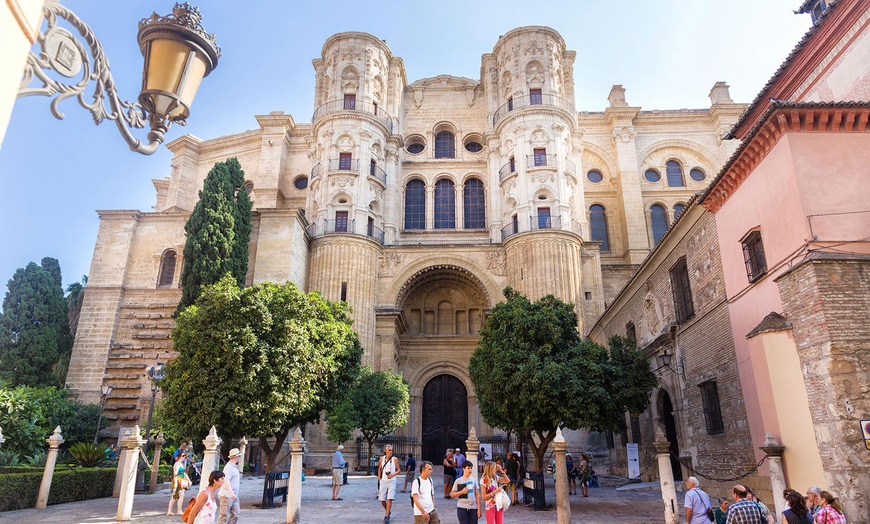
[421,374,468,466]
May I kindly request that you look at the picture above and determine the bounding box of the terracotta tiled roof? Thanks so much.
[746,312,792,338]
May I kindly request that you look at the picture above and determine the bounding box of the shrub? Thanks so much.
[0,467,116,511]
[68,443,111,467]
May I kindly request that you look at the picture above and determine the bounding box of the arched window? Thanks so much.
[158,250,176,288]
[589,204,610,252]
[666,160,685,187]
[651,204,669,245]
[674,203,686,219]
[434,131,455,159]
[463,178,486,229]
[434,178,456,229]
[404,179,426,230]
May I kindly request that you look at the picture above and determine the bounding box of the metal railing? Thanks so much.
[526,154,557,169]
[313,99,393,132]
[310,163,322,180]
[492,93,575,125]
[368,163,387,185]
[356,435,417,473]
[328,158,359,173]
[502,215,582,242]
[498,161,517,182]
[530,214,562,230]
[306,218,384,244]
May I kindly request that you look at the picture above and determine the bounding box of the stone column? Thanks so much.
[465,427,480,484]
[655,431,678,524]
[199,426,221,492]
[759,433,786,516]
[553,427,571,524]
[149,432,165,493]
[286,427,305,524]
[238,436,248,476]
[117,425,146,521]
[36,426,64,509]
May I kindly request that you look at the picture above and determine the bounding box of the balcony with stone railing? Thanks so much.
[492,93,575,126]
[313,99,393,132]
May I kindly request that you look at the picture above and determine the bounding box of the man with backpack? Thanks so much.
[412,461,439,524]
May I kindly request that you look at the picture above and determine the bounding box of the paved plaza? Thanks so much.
[0,474,672,523]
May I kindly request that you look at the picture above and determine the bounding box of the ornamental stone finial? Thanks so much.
[555,426,565,443]
[47,425,65,447]
[468,427,477,440]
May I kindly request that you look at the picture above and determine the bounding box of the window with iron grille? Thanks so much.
[651,204,668,245]
[625,321,636,341]
[742,230,767,283]
[529,88,543,105]
[590,204,610,251]
[699,381,724,435]
[343,94,356,110]
[666,160,684,187]
[158,250,176,288]
[404,179,425,230]
[434,131,455,159]
[434,178,456,229]
[463,177,486,229]
[669,257,694,323]
[630,415,642,444]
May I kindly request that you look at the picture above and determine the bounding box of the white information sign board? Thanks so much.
[626,442,640,479]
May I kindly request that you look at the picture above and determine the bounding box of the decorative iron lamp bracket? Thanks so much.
[17,1,220,155]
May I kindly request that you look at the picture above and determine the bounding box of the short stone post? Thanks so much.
[149,432,165,493]
[238,436,248,475]
[655,430,679,524]
[199,426,221,492]
[286,427,305,524]
[0,426,5,446]
[35,426,64,509]
[760,433,786,516]
[113,426,129,498]
[465,427,480,484]
[553,427,571,524]
[116,425,146,521]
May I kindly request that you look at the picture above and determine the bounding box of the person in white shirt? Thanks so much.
[378,444,401,524]
[217,448,242,524]
[413,461,439,524]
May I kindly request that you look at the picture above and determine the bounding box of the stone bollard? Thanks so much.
[0,426,5,446]
[36,426,64,509]
[149,432,165,493]
[199,426,221,493]
[553,427,571,524]
[113,426,129,498]
[465,427,480,484]
[286,427,305,524]
[239,436,248,476]
[116,425,146,521]
[759,433,786,516]
[655,430,678,524]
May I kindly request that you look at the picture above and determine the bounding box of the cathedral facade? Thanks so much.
[65,26,745,466]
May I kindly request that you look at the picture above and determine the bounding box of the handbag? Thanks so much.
[179,476,191,490]
[495,488,511,511]
[180,497,196,523]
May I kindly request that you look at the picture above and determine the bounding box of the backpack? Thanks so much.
[410,477,434,509]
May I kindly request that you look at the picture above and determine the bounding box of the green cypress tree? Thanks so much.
[177,157,251,314]
[0,257,73,386]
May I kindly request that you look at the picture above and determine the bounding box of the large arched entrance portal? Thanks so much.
[422,374,468,465]
[659,389,683,481]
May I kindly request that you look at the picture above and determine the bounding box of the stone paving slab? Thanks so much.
[0,474,674,523]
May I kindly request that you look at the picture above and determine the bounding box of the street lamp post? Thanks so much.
[137,362,164,491]
[94,384,114,444]
[18,1,220,155]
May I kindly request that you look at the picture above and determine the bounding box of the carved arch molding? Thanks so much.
[395,265,491,337]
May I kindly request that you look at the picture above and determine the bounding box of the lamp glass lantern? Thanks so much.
[657,352,673,370]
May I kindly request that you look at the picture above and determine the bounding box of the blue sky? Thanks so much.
[0,0,811,293]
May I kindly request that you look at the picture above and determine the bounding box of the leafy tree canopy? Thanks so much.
[177,157,252,314]
[0,258,73,386]
[160,275,363,470]
[469,287,657,471]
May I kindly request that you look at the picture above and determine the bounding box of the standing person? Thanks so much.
[450,461,481,524]
[174,442,188,462]
[805,487,823,516]
[481,461,509,524]
[454,448,466,469]
[505,452,519,504]
[565,453,577,495]
[168,451,191,516]
[715,498,730,524]
[477,447,488,474]
[412,461,439,524]
[403,452,417,493]
[782,490,813,524]
[684,476,713,524]
[747,487,775,524]
[726,485,766,524]
[813,491,846,524]
[378,444,401,524]
[187,470,225,524]
[217,448,241,524]
[332,445,346,500]
[443,449,456,499]
[576,457,591,497]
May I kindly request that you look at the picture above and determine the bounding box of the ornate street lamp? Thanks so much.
[94,383,113,443]
[18,1,220,155]
[138,361,164,490]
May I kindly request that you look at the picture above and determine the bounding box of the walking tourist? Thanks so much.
[805,487,823,516]
[566,453,577,495]
[332,445,346,500]
[481,460,509,524]
[217,448,242,524]
[715,498,729,524]
[726,484,766,524]
[187,470,226,524]
[450,461,481,524]
[412,461,439,524]
[168,451,191,516]
[443,449,457,499]
[505,452,519,504]
[747,487,775,524]
[403,452,417,493]
[813,491,846,524]
[782,489,813,524]
[684,476,713,524]
[378,444,401,524]
[576,457,591,497]
[454,448,466,468]
[477,447,488,473]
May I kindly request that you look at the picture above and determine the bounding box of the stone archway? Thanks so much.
[657,389,683,481]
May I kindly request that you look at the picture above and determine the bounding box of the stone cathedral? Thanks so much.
[66,26,745,467]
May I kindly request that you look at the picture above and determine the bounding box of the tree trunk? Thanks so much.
[524,428,556,472]
[259,426,291,473]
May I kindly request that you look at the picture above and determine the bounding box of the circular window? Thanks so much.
[293,176,308,190]
[690,168,706,181]
[465,141,483,153]
[407,143,424,154]
[405,135,426,155]
[586,170,603,183]
[644,169,661,183]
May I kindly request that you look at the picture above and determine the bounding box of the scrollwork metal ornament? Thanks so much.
[18,1,220,155]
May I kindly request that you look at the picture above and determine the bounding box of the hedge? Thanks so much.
[0,467,116,511]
